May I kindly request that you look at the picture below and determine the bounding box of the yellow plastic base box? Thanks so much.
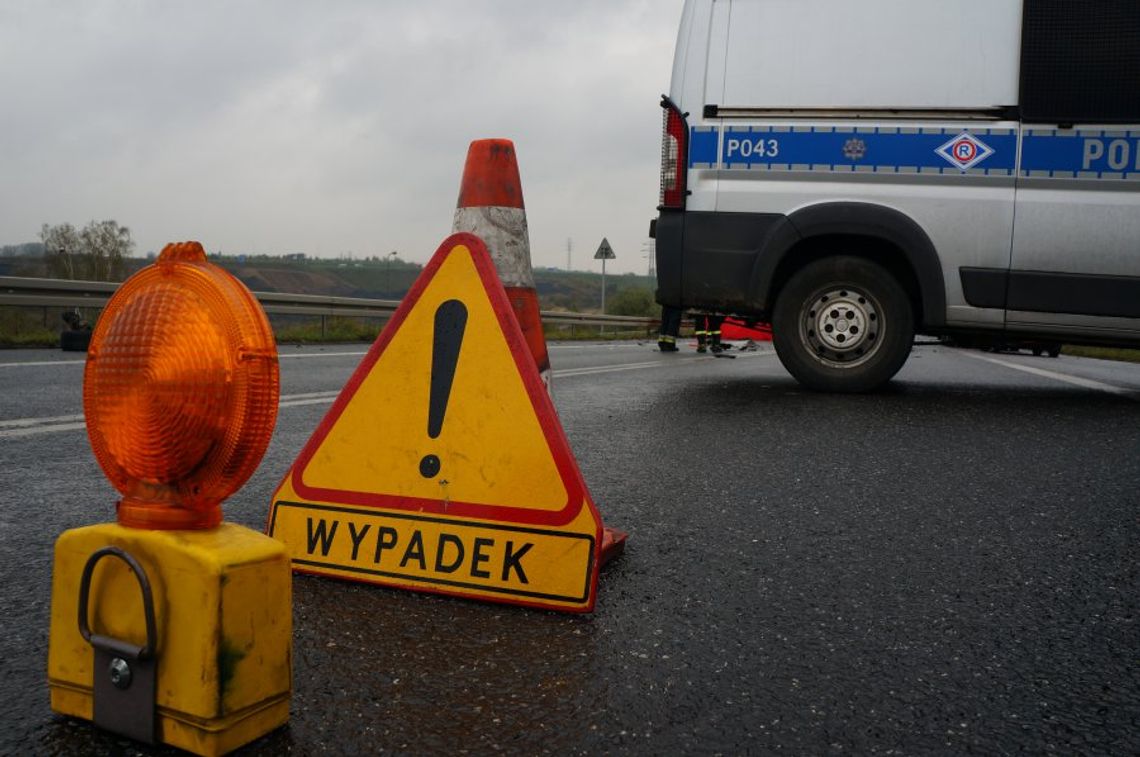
[48,522,292,756]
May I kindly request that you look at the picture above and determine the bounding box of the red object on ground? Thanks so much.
[600,527,628,566]
[721,318,772,341]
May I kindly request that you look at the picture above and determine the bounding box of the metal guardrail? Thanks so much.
[0,276,659,330]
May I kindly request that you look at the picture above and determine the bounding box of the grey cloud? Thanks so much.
[0,0,682,272]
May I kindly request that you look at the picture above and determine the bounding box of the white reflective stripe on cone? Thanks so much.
[453,206,536,289]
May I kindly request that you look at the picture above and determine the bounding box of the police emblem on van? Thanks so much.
[936,132,994,171]
[842,138,866,160]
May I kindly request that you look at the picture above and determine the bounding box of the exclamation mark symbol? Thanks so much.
[419,299,468,479]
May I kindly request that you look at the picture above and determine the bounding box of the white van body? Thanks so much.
[653,0,1140,391]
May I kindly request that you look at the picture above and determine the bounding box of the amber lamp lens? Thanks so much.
[84,241,279,530]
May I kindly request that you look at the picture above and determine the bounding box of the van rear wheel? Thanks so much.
[772,256,914,392]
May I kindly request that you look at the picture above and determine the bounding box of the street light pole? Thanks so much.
[385,251,397,294]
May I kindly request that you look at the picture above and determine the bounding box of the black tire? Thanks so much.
[772,256,914,392]
[60,329,91,352]
[1047,345,1061,358]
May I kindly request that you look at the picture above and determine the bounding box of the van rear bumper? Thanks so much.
[653,209,788,315]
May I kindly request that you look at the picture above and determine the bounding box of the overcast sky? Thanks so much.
[0,1,682,274]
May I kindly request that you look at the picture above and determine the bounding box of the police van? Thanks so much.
[652,0,1140,391]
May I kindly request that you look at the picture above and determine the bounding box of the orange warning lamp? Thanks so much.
[84,241,279,530]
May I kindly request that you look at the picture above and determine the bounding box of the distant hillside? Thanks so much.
[209,256,656,315]
[533,268,656,314]
[0,249,659,316]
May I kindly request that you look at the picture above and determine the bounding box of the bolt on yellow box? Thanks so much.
[48,522,291,757]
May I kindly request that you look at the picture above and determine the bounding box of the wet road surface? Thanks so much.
[1,341,1137,754]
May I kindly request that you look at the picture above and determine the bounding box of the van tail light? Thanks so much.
[658,95,688,210]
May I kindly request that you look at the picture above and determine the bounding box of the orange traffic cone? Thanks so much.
[452,139,626,564]
[452,139,553,391]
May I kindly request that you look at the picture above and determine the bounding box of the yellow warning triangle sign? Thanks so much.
[267,233,605,612]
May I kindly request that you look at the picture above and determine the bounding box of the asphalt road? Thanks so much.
[1,340,1138,754]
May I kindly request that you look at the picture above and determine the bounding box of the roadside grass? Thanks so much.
[0,310,658,349]
[270,318,657,345]
[275,317,381,344]
[1061,345,1140,363]
[2,304,1134,359]
[543,324,658,342]
[0,328,59,348]
[0,308,62,347]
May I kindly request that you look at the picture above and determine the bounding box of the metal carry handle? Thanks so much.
[77,546,157,660]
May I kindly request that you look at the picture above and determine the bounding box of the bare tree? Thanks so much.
[40,223,81,280]
[79,220,132,281]
[39,220,133,281]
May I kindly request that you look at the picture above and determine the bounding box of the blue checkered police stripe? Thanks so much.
[689,124,1140,181]
[1020,128,1140,180]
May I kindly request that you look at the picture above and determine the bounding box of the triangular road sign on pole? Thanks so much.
[594,238,615,313]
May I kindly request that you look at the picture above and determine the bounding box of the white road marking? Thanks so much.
[1,343,758,367]
[0,351,371,370]
[0,421,88,438]
[963,352,1137,399]
[279,391,341,408]
[0,359,86,368]
[277,351,367,360]
[548,343,653,350]
[555,358,698,376]
[0,413,85,428]
[3,353,765,437]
